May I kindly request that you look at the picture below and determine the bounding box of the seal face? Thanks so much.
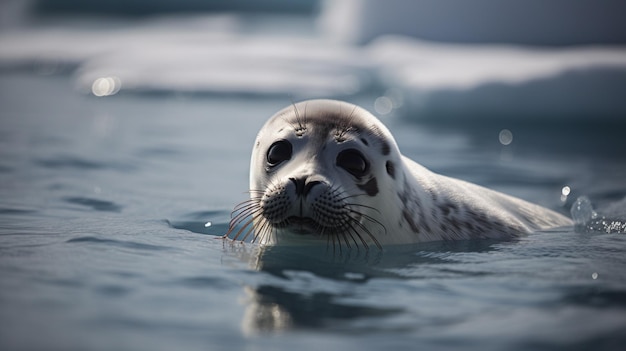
[225,99,572,250]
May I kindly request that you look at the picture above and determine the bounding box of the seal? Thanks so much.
[225,99,572,250]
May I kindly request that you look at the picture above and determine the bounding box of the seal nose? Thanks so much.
[289,177,321,197]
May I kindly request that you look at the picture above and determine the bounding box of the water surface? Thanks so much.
[2,22,626,351]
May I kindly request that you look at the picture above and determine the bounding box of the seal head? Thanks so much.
[229,99,403,249]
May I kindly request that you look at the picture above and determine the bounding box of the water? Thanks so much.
[2,16,626,351]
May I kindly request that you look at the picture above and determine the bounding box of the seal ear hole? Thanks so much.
[266,140,292,167]
[336,149,369,178]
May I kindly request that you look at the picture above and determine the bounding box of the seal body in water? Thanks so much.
[226,99,572,249]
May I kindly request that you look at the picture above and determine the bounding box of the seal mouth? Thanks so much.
[276,216,324,235]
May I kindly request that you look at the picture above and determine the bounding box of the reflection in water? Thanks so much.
[225,240,503,335]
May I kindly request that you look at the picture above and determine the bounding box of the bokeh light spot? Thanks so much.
[91,76,121,97]
[374,96,393,115]
[498,129,513,145]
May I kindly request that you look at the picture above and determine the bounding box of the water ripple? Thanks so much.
[64,197,123,213]
[0,207,38,215]
[34,156,134,172]
[95,284,131,297]
[178,276,236,290]
[135,147,183,158]
[66,236,169,251]
[166,210,229,236]
[563,288,626,308]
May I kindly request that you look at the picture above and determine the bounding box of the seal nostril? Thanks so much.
[289,177,305,196]
[290,177,321,196]
[304,180,321,196]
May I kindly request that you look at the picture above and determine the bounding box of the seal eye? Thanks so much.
[336,149,369,178]
[266,140,292,166]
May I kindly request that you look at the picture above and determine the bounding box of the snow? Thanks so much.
[1,11,625,121]
[318,0,626,46]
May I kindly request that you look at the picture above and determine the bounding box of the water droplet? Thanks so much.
[560,185,571,203]
[561,186,571,196]
[571,196,597,226]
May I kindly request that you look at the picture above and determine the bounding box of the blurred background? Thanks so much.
[2,2,626,351]
[2,0,626,121]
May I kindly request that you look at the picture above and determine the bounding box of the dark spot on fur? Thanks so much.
[386,161,395,178]
[402,209,420,233]
[381,140,390,156]
[357,177,378,196]
[441,206,450,216]
[419,208,427,231]
[440,203,455,216]
[450,219,461,230]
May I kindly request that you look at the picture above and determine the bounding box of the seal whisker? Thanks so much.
[349,215,383,250]
[238,223,257,243]
[231,201,259,219]
[251,215,272,244]
[344,201,382,214]
[327,227,339,257]
[246,190,265,196]
[346,208,387,237]
[320,226,333,255]
[251,212,271,244]
[263,217,277,242]
[228,203,260,232]
[339,230,354,255]
[344,220,369,252]
[229,216,257,241]
[334,103,358,142]
[292,97,307,134]
[334,190,383,214]
[344,226,362,252]
[250,218,266,244]
[328,187,383,215]
[334,229,344,257]
[226,199,266,242]
[232,197,259,209]
[341,231,353,250]
[242,213,267,242]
